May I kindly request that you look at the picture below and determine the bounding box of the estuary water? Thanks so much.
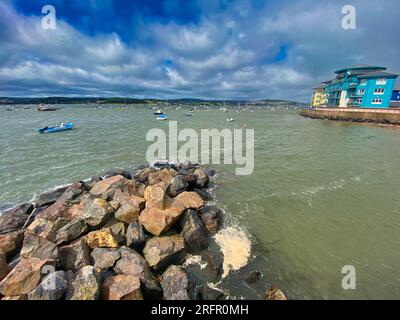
[1,104,400,299]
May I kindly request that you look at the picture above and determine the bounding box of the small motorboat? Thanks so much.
[38,122,75,134]
[226,118,234,123]
[153,109,164,115]
[37,104,60,112]
[157,114,168,121]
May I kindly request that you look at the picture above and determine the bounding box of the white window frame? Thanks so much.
[376,78,387,85]
[374,88,385,95]
[360,79,367,85]
[358,89,365,95]
[371,98,382,104]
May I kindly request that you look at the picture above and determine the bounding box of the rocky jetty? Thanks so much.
[0,162,287,300]
[0,162,228,300]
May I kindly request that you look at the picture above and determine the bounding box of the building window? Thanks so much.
[360,79,367,85]
[372,98,382,104]
[358,89,365,95]
[374,88,385,94]
[376,78,387,85]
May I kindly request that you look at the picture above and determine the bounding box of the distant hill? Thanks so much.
[0,97,306,107]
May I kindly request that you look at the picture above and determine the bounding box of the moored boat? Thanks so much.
[38,122,75,134]
[157,114,168,120]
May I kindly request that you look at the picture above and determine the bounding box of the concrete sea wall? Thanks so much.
[300,107,400,126]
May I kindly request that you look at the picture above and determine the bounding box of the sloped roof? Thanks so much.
[335,64,386,74]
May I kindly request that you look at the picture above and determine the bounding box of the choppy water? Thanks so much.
[1,104,400,299]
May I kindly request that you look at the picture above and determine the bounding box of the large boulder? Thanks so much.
[160,265,189,300]
[126,222,147,251]
[113,190,145,224]
[103,219,127,245]
[81,198,113,228]
[0,203,34,234]
[28,270,71,300]
[148,168,175,186]
[55,219,88,245]
[102,275,143,300]
[20,233,59,260]
[199,206,222,234]
[138,206,184,237]
[33,186,69,208]
[144,184,167,209]
[35,182,86,222]
[86,229,119,249]
[134,167,155,184]
[168,175,188,197]
[59,238,91,272]
[175,192,204,210]
[193,168,209,189]
[142,235,186,271]
[0,231,24,257]
[114,247,161,298]
[91,248,120,270]
[0,251,9,281]
[180,210,209,253]
[27,218,70,242]
[89,175,128,200]
[0,258,55,296]
[66,266,101,300]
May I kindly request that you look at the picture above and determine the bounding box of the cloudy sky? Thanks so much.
[0,0,399,101]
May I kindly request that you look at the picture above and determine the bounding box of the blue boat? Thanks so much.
[38,122,75,134]
[156,114,168,121]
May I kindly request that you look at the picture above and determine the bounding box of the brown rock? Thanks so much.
[0,258,55,296]
[142,235,186,271]
[175,192,204,210]
[90,248,120,270]
[126,222,147,251]
[138,206,184,236]
[59,238,91,272]
[148,168,175,186]
[1,295,27,300]
[35,182,85,222]
[0,251,9,281]
[27,218,70,242]
[0,231,24,258]
[102,275,143,300]
[103,219,127,245]
[89,175,127,200]
[265,286,287,300]
[134,167,155,184]
[86,229,119,249]
[199,206,222,234]
[193,168,209,188]
[20,233,59,260]
[81,198,113,228]
[144,183,167,209]
[114,190,145,224]
[180,209,209,253]
[114,246,161,298]
[160,265,189,300]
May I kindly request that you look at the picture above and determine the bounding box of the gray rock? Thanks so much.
[180,210,209,253]
[55,219,88,245]
[194,168,209,189]
[28,271,70,300]
[91,248,120,270]
[114,246,161,299]
[160,265,189,300]
[142,235,186,272]
[199,206,222,234]
[66,266,101,300]
[59,238,91,272]
[126,222,147,251]
[103,219,127,245]
[0,203,34,234]
[168,175,188,197]
[103,169,132,180]
[81,198,113,228]
[20,233,59,260]
[33,186,69,208]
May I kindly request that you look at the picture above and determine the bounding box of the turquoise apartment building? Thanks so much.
[316,65,398,108]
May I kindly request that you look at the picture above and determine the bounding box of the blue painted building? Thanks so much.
[317,65,398,108]
[391,87,400,108]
